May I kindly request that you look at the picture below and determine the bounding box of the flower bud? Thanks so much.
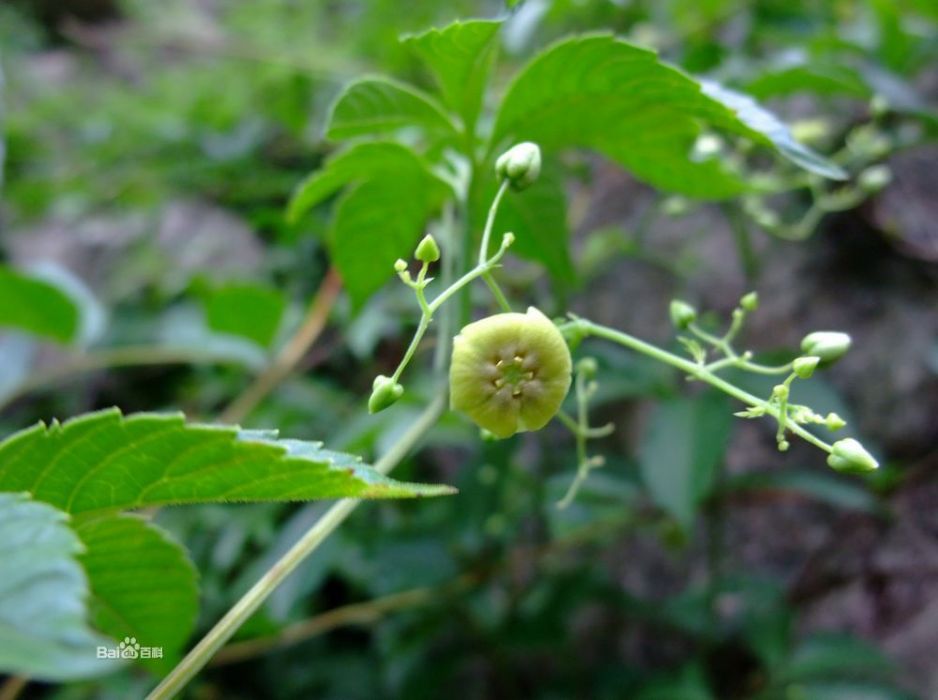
[858,165,892,193]
[669,300,697,330]
[450,307,572,438]
[740,292,759,312]
[793,356,820,379]
[827,438,879,473]
[576,357,598,379]
[368,375,404,414]
[394,259,408,273]
[801,331,852,364]
[414,234,440,263]
[825,412,846,431]
[495,142,541,191]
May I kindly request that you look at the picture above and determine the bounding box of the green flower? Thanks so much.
[450,307,571,438]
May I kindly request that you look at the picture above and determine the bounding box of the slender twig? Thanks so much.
[0,676,27,700]
[219,268,342,424]
[146,393,448,700]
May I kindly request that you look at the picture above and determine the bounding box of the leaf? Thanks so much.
[0,492,115,681]
[476,167,574,283]
[202,281,286,349]
[723,470,881,514]
[287,142,452,306]
[639,393,732,527]
[402,20,502,132]
[0,408,455,516]
[326,76,458,140]
[780,633,897,683]
[491,35,844,199]
[76,515,198,669]
[745,64,872,100]
[0,264,80,343]
[699,80,848,180]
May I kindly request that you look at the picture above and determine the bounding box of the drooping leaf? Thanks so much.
[699,80,848,180]
[287,142,452,306]
[723,470,881,514]
[202,281,286,349]
[76,515,198,670]
[402,20,503,132]
[0,492,115,681]
[326,76,458,140]
[0,264,80,343]
[491,35,844,198]
[0,408,455,516]
[639,393,732,527]
[745,64,872,100]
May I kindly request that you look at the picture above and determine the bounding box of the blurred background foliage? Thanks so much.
[0,0,936,698]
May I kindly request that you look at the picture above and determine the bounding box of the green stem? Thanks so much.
[479,180,510,266]
[146,393,448,700]
[565,319,833,454]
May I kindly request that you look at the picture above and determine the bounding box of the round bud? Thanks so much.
[825,412,846,431]
[394,259,408,273]
[827,438,879,473]
[669,300,697,330]
[368,375,404,414]
[415,234,440,263]
[800,331,852,365]
[495,142,541,191]
[793,356,820,379]
[740,292,759,312]
[576,357,598,379]
[772,384,789,401]
[450,307,572,439]
[858,165,892,193]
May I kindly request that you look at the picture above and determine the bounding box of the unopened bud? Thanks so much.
[772,384,789,401]
[495,142,541,191]
[394,259,408,273]
[858,165,892,193]
[825,412,846,431]
[827,438,879,473]
[793,356,820,379]
[415,234,440,263]
[368,375,404,414]
[801,331,852,365]
[576,357,598,379]
[669,300,697,329]
[740,292,759,312]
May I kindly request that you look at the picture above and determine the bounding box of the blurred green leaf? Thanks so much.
[639,393,732,527]
[326,77,458,140]
[723,470,882,514]
[0,492,115,680]
[202,281,287,349]
[76,515,198,669]
[0,408,455,516]
[0,265,80,343]
[779,633,897,683]
[402,20,503,132]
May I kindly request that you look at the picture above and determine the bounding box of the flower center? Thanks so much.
[493,356,536,397]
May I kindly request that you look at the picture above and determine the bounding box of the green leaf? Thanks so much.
[0,264,80,343]
[639,393,732,527]
[780,633,897,683]
[0,408,455,516]
[75,515,198,669]
[723,470,881,514]
[326,76,458,140]
[0,492,115,681]
[495,170,574,282]
[402,20,502,132]
[202,281,286,349]
[491,35,844,198]
[287,142,452,306]
[699,80,848,180]
[745,64,872,100]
